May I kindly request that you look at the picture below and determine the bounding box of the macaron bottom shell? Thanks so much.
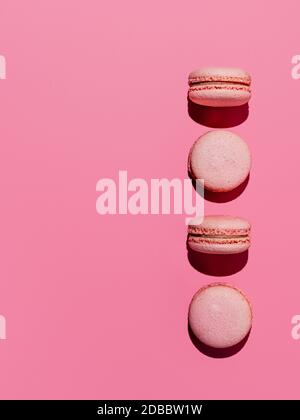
[188,236,250,254]
[188,85,251,107]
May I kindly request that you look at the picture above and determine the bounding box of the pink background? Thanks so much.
[0,0,299,399]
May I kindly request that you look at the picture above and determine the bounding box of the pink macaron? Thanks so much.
[188,130,251,193]
[188,215,251,254]
[188,283,252,349]
[188,67,251,107]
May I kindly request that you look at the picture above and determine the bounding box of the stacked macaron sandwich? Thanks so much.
[186,67,253,354]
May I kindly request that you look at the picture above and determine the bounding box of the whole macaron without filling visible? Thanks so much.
[188,130,251,193]
[188,283,252,349]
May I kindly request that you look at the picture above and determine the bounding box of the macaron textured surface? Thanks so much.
[188,130,251,193]
[188,283,252,349]
[188,215,251,254]
[188,67,251,107]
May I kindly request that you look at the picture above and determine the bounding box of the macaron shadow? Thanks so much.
[187,243,248,276]
[188,324,251,358]
[189,173,250,203]
[188,98,249,128]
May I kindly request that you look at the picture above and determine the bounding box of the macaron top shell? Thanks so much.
[188,283,252,349]
[188,215,251,235]
[188,130,251,192]
[188,67,251,86]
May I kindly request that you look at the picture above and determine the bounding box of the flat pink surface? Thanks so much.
[0,0,299,399]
